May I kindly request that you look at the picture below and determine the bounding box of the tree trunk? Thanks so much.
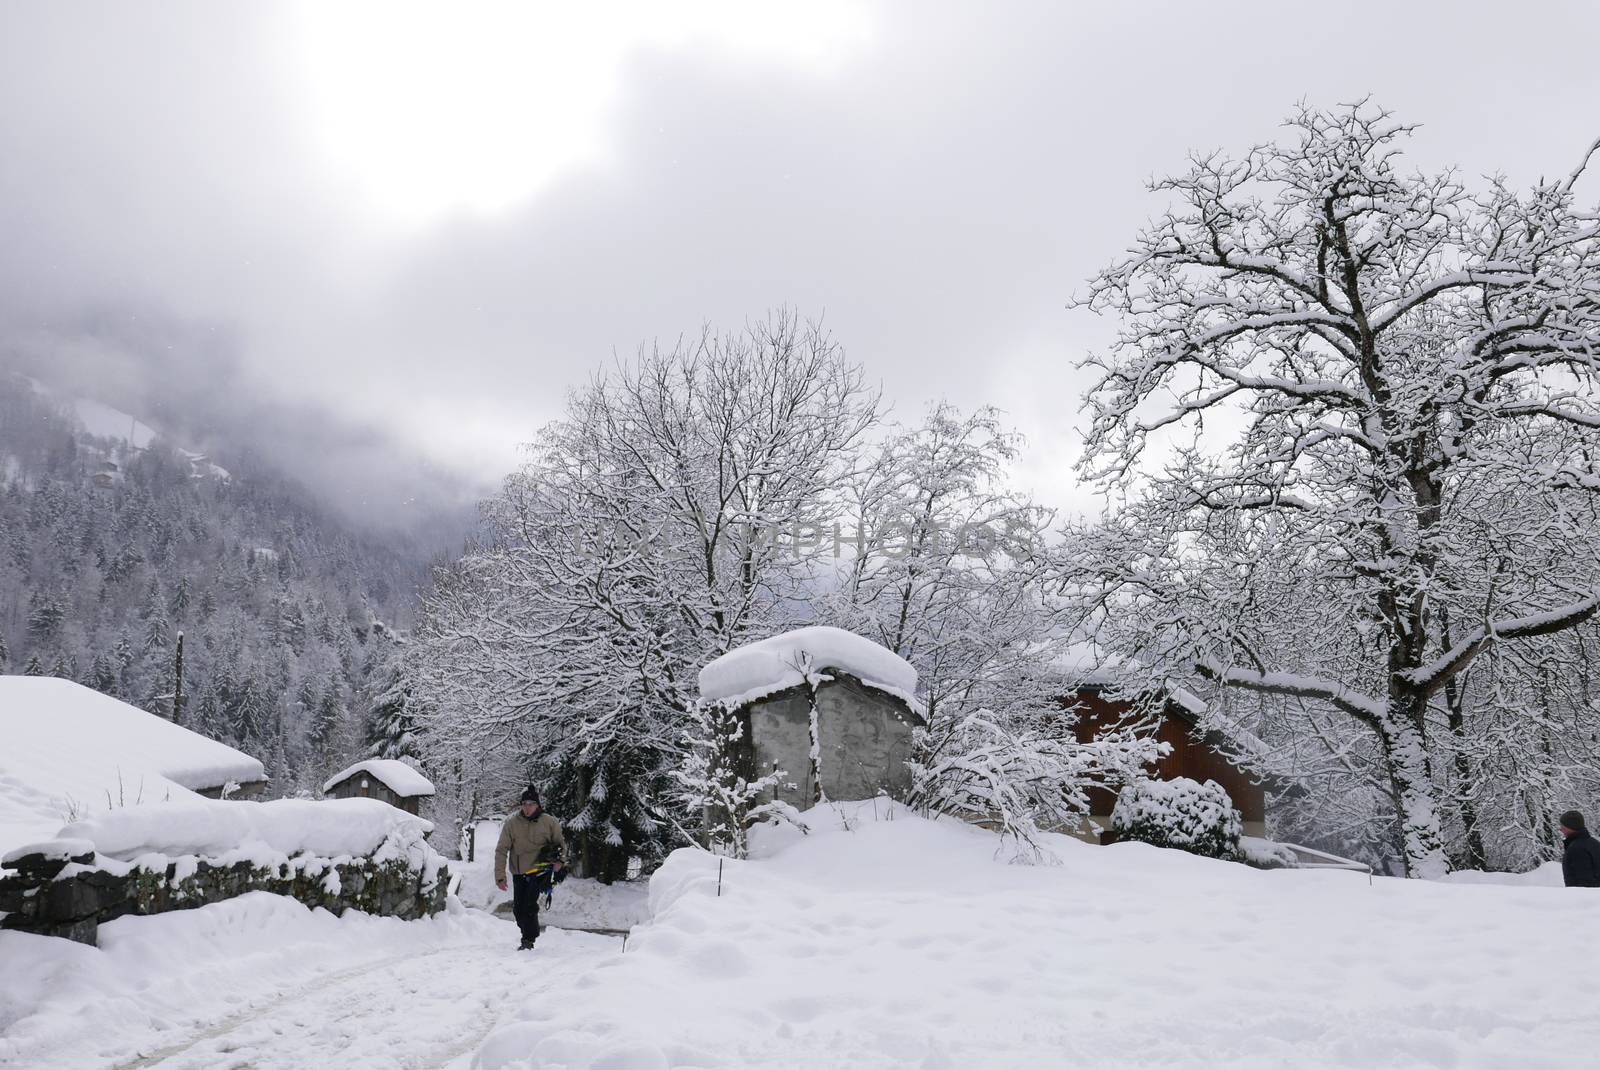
[1380,714,1450,878]
[1439,613,1486,870]
[1441,688,1487,870]
[172,631,185,727]
[574,764,598,881]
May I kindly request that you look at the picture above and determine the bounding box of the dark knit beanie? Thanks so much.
[1559,809,1585,832]
[520,786,540,805]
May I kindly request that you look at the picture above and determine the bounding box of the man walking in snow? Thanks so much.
[495,787,567,949]
[1559,810,1600,888]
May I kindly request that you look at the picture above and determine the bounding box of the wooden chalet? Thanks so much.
[1065,684,1269,842]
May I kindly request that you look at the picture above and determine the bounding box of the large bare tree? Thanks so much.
[412,313,879,876]
[1062,104,1600,877]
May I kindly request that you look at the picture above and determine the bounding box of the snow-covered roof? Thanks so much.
[698,626,923,714]
[1045,641,1123,686]
[322,758,435,798]
[0,677,266,852]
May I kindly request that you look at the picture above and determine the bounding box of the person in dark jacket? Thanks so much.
[1559,810,1600,888]
[495,787,567,949]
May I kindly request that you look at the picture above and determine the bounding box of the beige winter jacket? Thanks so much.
[494,809,567,883]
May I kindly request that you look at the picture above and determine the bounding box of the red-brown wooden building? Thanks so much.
[1065,686,1268,842]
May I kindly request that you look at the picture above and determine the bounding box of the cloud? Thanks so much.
[2,0,1599,531]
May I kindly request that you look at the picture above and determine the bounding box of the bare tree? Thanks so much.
[412,312,880,876]
[825,403,1058,723]
[1062,103,1600,877]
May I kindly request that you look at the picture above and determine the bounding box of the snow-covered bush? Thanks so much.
[671,700,798,859]
[1111,777,1242,861]
[911,709,1161,864]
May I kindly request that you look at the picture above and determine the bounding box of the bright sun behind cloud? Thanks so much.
[290,0,875,226]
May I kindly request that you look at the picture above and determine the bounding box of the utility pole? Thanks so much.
[173,630,185,726]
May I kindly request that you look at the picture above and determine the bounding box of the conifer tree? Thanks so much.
[169,575,191,618]
[365,655,419,760]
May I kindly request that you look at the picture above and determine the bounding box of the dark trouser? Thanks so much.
[511,873,543,943]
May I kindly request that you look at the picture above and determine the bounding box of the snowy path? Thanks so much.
[118,942,514,1070]
[0,896,622,1070]
[114,928,624,1070]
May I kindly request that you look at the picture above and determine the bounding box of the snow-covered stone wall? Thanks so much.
[0,839,450,946]
[0,799,452,945]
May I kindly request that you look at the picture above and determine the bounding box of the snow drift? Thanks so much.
[476,802,1600,1070]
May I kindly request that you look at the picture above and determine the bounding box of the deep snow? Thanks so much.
[0,893,612,1070]
[3,804,1595,1070]
[58,797,435,861]
[478,802,1600,1070]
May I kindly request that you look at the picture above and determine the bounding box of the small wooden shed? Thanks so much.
[322,759,436,815]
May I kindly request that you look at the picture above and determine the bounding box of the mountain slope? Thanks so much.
[0,372,434,795]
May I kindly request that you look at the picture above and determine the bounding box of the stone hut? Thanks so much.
[698,626,925,810]
[322,759,436,816]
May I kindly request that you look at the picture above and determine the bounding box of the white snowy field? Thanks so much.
[3,807,1596,1070]
[478,804,1599,1070]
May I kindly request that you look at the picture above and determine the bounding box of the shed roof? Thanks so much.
[0,676,265,852]
[322,758,436,798]
[699,626,924,716]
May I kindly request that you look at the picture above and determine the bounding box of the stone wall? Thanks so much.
[743,670,919,810]
[814,673,916,802]
[747,689,815,808]
[0,844,450,946]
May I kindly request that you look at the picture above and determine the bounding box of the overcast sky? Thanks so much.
[3,1,1599,531]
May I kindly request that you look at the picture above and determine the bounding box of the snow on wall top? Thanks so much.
[698,626,921,712]
[0,677,265,851]
[59,797,432,861]
[1,837,95,865]
[323,759,436,798]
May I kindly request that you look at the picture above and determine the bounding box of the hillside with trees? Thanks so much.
[0,373,432,793]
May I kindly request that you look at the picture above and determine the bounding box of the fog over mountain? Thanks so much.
[1,303,478,540]
[6,1,1598,533]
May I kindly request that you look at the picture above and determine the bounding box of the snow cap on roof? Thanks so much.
[0,677,266,852]
[322,759,436,798]
[698,626,922,713]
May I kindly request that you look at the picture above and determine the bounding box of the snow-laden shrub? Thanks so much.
[671,700,799,859]
[1111,777,1242,860]
[911,709,1162,864]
